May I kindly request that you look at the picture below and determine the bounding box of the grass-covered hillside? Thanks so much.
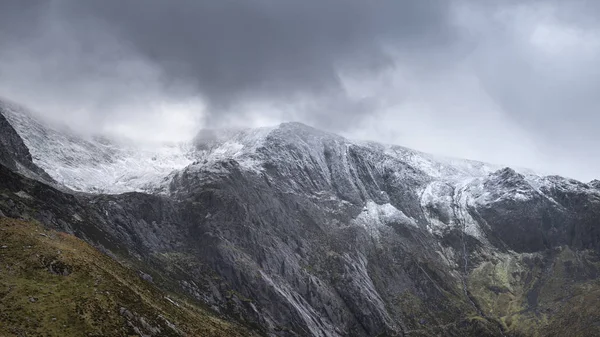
[0,217,262,337]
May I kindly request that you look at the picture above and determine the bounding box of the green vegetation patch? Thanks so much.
[0,218,260,337]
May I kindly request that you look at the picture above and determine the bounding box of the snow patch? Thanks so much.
[419,178,486,240]
[353,201,417,239]
[454,181,486,240]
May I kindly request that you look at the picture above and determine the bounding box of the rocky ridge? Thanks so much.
[1,101,600,336]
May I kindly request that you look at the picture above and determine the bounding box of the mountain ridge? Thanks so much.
[1,101,600,336]
[1,100,574,196]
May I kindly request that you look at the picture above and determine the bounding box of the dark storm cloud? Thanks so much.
[0,0,463,130]
[1,0,600,180]
[66,0,459,126]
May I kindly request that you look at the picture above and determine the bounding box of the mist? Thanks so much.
[1,1,599,180]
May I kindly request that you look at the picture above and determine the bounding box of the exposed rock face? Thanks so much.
[1,105,600,336]
[0,106,53,183]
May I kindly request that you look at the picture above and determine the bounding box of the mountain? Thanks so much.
[1,100,600,336]
[1,102,193,194]
[0,104,54,184]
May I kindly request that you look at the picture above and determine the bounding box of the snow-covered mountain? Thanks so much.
[3,101,598,244]
[2,100,600,337]
[1,101,194,194]
[0,100,555,196]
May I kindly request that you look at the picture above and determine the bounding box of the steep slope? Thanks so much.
[0,218,262,337]
[164,122,600,336]
[1,106,600,337]
[0,105,54,184]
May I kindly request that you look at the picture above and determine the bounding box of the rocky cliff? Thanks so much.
[1,101,599,336]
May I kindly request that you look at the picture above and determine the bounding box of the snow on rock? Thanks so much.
[420,181,456,234]
[1,102,194,194]
[378,144,500,182]
[5,101,593,245]
[419,177,486,240]
[454,179,487,240]
[191,126,274,173]
[353,201,417,239]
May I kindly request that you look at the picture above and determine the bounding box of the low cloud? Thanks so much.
[0,1,599,180]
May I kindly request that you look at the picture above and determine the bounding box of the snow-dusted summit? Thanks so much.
[2,101,600,337]
[1,102,597,234]
[1,102,194,194]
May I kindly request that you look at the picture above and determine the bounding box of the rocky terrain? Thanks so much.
[1,100,600,336]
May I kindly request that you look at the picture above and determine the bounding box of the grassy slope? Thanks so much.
[468,248,600,337]
[0,217,262,337]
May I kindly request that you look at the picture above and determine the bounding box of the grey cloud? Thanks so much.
[0,0,600,180]
[66,0,459,126]
[0,0,462,131]
[461,1,600,179]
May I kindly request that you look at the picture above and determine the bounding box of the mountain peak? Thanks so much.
[3,101,600,337]
[0,102,585,198]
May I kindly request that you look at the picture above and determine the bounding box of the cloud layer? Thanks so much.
[0,1,599,180]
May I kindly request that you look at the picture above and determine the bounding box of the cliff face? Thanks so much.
[1,105,600,336]
[0,106,53,183]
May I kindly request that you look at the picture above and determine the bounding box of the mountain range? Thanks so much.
[1,100,600,337]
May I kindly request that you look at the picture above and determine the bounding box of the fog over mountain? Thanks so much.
[2,3,600,336]
[1,0,599,180]
[2,100,600,336]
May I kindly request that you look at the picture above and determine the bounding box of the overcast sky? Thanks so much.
[0,0,599,181]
